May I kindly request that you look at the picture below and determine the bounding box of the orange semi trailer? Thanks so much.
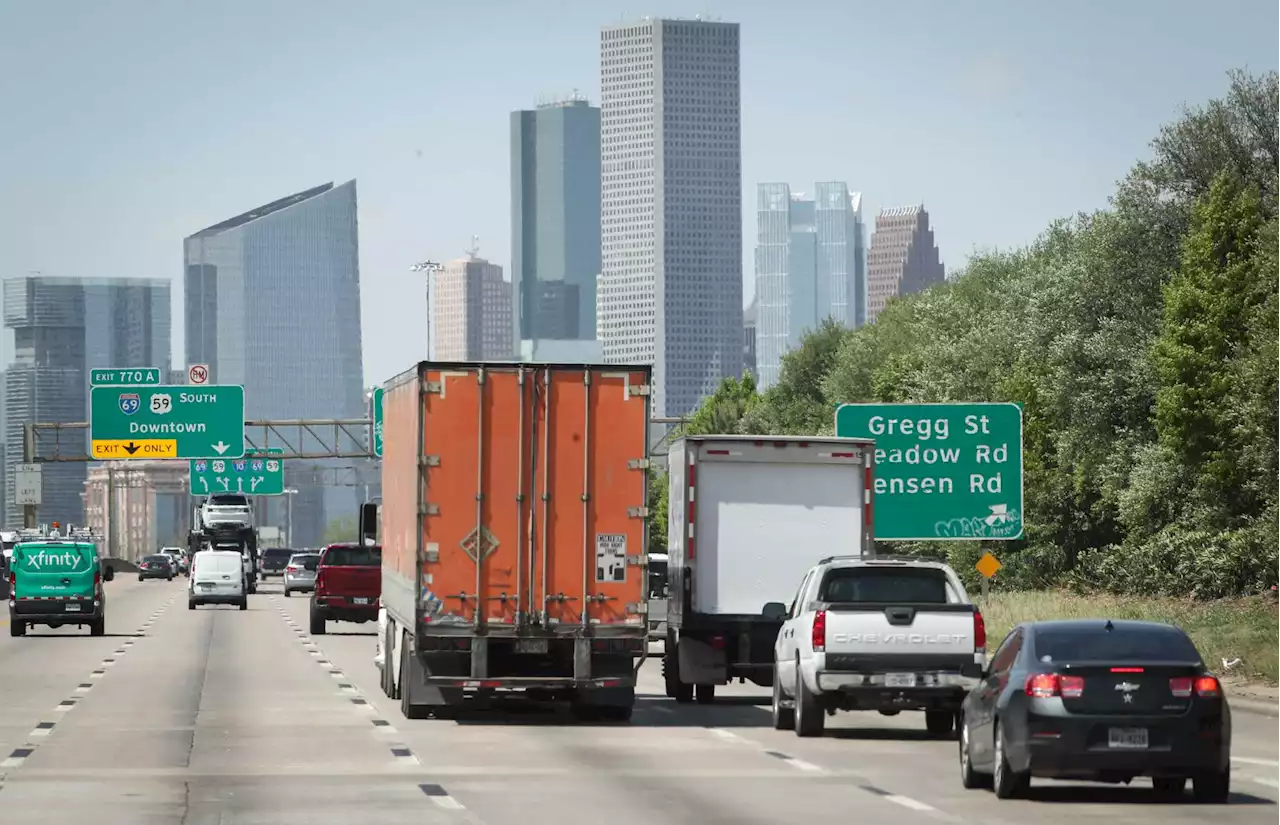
[376,361,652,721]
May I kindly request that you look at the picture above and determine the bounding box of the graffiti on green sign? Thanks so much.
[835,402,1024,541]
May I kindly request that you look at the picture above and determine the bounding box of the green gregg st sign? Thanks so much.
[835,402,1024,541]
[190,448,284,497]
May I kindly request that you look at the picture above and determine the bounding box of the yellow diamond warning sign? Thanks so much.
[91,439,178,460]
[975,551,1002,579]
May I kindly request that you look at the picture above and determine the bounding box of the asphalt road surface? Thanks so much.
[0,578,1275,824]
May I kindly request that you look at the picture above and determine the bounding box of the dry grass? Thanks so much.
[978,590,1279,685]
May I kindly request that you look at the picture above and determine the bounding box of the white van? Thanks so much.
[189,550,247,610]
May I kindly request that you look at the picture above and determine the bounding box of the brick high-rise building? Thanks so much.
[866,205,945,324]
[434,255,514,361]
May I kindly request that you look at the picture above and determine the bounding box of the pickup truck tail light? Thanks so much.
[314,569,326,593]
[1025,673,1084,698]
[286,565,299,573]
[811,609,826,652]
[973,609,987,652]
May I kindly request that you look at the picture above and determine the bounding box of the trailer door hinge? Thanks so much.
[627,506,649,519]
[627,458,651,470]
[419,503,440,516]
[423,380,443,394]
[625,602,648,615]
[626,383,651,397]
[627,554,647,567]
[419,455,440,467]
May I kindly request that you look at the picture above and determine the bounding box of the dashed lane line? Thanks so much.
[0,591,180,786]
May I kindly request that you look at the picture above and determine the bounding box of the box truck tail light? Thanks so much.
[865,465,874,530]
[812,609,826,652]
[686,458,697,561]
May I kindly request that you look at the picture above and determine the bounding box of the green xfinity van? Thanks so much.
[9,534,114,636]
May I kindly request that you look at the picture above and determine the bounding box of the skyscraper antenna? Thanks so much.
[466,235,481,259]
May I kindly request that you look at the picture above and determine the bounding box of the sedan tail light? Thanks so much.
[1171,675,1221,698]
[1025,673,1084,698]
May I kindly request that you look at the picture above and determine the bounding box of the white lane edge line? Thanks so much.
[708,728,743,742]
[430,793,465,808]
[1233,756,1280,766]
[885,795,936,812]
[1249,776,1280,788]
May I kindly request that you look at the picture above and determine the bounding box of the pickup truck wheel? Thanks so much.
[771,665,795,730]
[926,709,956,738]
[794,666,824,738]
[309,603,326,635]
[238,598,248,611]
[695,684,716,704]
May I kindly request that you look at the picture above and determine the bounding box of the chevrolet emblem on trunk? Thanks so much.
[1115,681,1140,703]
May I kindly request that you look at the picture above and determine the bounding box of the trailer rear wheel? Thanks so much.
[664,645,693,703]
[400,631,429,720]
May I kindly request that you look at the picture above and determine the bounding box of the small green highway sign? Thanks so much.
[835,402,1024,541]
[90,384,245,460]
[91,367,161,386]
[190,448,283,496]
[370,387,384,457]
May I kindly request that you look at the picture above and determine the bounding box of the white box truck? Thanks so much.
[661,434,876,704]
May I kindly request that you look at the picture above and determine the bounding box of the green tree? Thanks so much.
[647,471,669,555]
[680,373,761,436]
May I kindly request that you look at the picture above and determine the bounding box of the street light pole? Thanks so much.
[409,260,444,359]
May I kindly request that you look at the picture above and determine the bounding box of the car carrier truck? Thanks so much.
[377,361,652,721]
[662,434,876,703]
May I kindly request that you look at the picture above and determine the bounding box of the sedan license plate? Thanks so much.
[1108,727,1149,749]
[885,672,917,688]
[352,597,371,605]
[64,603,81,612]
[516,639,549,654]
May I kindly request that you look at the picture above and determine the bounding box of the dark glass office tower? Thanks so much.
[184,181,364,547]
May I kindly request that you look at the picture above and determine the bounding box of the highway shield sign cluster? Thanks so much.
[190,448,283,496]
[835,402,1024,541]
[90,384,245,460]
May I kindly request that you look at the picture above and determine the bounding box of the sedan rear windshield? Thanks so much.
[143,555,170,564]
[819,567,949,604]
[1034,626,1202,664]
[322,546,380,566]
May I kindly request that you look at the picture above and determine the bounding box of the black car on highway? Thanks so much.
[958,619,1231,803]
[138,554,176,582]
[258,547,294,579]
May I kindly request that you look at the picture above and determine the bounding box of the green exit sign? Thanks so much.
[91,367,161,386]
[190,448,284,496]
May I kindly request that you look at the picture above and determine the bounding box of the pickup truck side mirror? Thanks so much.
[761,601,787,621]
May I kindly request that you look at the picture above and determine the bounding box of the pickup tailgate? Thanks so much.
[318,545,382,603]
[818,565,977,659]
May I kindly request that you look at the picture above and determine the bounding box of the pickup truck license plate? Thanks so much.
[516,639,548,654]
[885,673,916,688]
[1108,727,1148,749]
[352,597,370,605]
[64,603,81,612]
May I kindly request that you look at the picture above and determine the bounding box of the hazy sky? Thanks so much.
[1,0,1276,387]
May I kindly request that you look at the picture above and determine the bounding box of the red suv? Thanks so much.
[309,543,381,635]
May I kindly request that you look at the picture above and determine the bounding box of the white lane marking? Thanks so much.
[431,796,465,811]
[29,728,51,738]
[787,758,825,773]
[708,728,744,743]
[650,705,674,714]
[885,795,937,812]
[1233,756,1280,766]
[1248,776,1280,788]
[1,754,29,769]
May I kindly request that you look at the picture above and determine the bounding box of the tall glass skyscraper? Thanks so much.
[753,183,866,390]
[597,18,743,417]
[183,181,364,546]
[3,276,171,527]
[510,97,601,350]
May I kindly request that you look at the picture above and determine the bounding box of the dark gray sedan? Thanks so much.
[958,619,1231,802]
[138,554,176,582]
